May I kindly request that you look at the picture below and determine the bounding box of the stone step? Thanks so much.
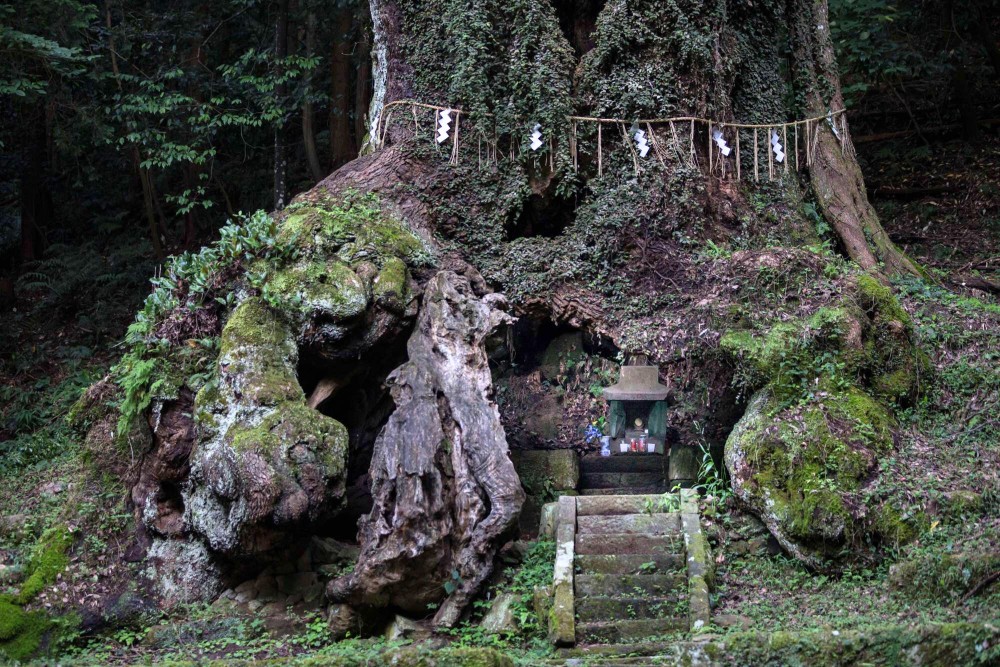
[577,512,681,536]
[575,533,682,556]
[579,486,664,496]
[575,596,684,622]
[554,641,681,659]
[580,472,666,489]
[574,573,684,598]
[575,553,683,575]
[576,494,680,516]
[579,455,665,474]
[575,618,687,644]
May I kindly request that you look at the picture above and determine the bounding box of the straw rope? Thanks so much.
[374,99,848,180]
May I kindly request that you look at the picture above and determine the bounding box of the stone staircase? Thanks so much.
[548,490,712,656]
[578,453,668,496]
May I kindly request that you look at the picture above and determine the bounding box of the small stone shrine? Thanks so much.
[603,361,669,455]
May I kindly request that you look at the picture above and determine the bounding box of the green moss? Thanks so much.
[228,402,348,476]
[279,193,425,266]
[269,259,369,321]
[0,605,51,662]
[873,367,917,404]
[889,552,1000,600]
[729,382,899,559]
[218,299,301,407]
[220,299,289,356]
[345,216,425,266]
[942,490,984,519]
[710,622,1000,665]
[870,504,924,547]
[17,525,73,605]
[856,274,910,326]
[373,257,410,312]
[0,598,25,641]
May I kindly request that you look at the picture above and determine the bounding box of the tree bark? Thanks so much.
[329,7,356,168]
[302,11,325,183]
[789,0,922,277]
[353,9,373,150]
[327,271,524,628]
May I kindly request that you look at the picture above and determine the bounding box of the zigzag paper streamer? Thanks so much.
[712,129,731,157]
[436,109,452,144]
[770,129,785,163]
[634,129,650,158]
[827,110,840,140]
[530,124,544,151]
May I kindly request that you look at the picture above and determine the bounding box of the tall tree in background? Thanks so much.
[1,0,375,277]
[273,0,290,210]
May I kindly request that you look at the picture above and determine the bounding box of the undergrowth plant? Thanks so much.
[112,209,293,440]
[442,539,555,655]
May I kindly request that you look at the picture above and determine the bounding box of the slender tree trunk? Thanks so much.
[329,7,356,168]
[106,0,164,260]
[353,8,373,149]
[302,11,324,183]
[273,0,290,210]
[139,164,165,261]
[788,0,921,277]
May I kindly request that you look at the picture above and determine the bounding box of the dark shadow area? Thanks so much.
[553,0,605,57]
[297,337,411,542]
[510,193,576,239]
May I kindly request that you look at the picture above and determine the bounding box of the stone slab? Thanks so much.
[575,618,686,644]
[575,533,683,556]
[512,449,580,491]
[574,553,684,576]
[575,596,684,622]
[548,495,576,647]
[579,486,665,496]
[579,455,665,474]
[576,495,681,516]
[669,445,699,485]
[574,573,684,598]
[580,472,666,489]
[577,513,681,536]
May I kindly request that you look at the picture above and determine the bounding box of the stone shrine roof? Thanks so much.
[603,365,669,401]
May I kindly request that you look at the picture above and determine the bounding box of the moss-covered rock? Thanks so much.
[723,277,926,568]
[277,193,426,265]
[373,256,410,314]
[178,298,350,581]
[0,526,75,662]
[17,525,73,604]
[0,600,53,663]
[269,259,369,324]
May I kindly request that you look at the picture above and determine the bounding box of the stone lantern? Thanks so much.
[603,363,669,454]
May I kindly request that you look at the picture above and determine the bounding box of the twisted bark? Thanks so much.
[327,270,524,627]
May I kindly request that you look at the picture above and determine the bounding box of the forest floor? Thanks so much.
[1,131,998,664]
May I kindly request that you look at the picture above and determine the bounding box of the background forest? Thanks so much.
[0,0,999,664]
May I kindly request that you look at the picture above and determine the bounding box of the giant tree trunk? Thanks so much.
[788,0,921,276]
[327,270,523,627]
[127,0,932,620]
